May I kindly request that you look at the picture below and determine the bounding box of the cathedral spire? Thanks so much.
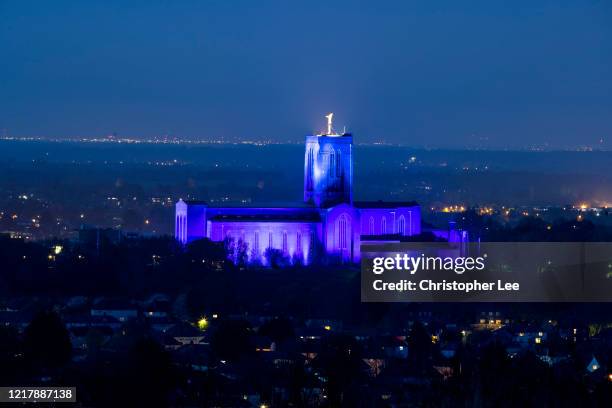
[326,112,334,135]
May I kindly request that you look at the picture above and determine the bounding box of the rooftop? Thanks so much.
[210,213,321,222]
[354,200,419,209]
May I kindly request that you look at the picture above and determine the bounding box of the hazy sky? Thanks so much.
[1,0,611,148]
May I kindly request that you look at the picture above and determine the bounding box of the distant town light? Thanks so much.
[197,317,208,330]
[324,325,331,331]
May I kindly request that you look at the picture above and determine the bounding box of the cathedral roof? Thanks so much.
[210,213,321,222]
[353,200,418,209]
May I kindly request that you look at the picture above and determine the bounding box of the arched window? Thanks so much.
[268,231,273,249]
[253,231,260,252]
[398,215,406,235]
[329,151,335,178]
[337,214,350,250]
[282,231,288,253]
[296,232,302,254]
[309,232,315,256]
[381,217,387,234]
[306,148,314,189]
[180,216,183,242]
[336,150,342,176]
[369,216,375,235]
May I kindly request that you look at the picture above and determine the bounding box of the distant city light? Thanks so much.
[440,205,465,213]
[197,317,208,330]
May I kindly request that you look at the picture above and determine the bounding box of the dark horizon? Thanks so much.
[1,1,611,149]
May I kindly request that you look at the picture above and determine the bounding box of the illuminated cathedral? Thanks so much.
[176,114,461,264]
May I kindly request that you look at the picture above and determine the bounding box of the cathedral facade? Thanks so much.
[175,117,425,264]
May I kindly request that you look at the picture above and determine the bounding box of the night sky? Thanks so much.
[1,0,611,148]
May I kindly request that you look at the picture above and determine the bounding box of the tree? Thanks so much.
[23,310,71,370]
[187,238,226,265]
[258,317,294,344]
[264,248,289,268]
[407,321,433,374]
[234,238,249,267]
[0,326,21,383]
[211,319,253,362]
[314,334,364,406]
[123,338,175,407]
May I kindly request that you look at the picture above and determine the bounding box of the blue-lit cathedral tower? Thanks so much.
[175,114,467,265]
[304,113,353,207]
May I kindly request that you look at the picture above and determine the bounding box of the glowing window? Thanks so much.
[296,232,302,254]
[398,215,406,235]
[306,148,314,189]
[338,214,349,250]
[282,231,288,253]
[253,231,259,252]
